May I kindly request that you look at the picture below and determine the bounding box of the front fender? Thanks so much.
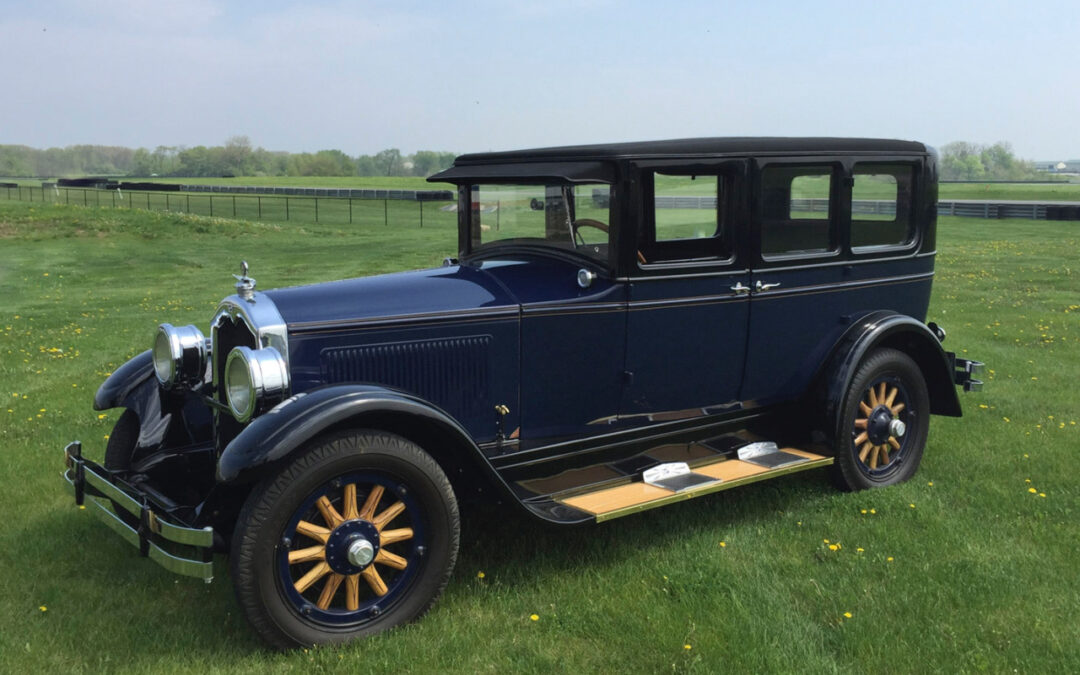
[94,350,154,411]
[818,311,962,429]
[215,385,517,502]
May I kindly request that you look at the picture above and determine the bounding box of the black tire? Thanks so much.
[833,348,929,491]
[103,409,141,471]
[230,430,459,649]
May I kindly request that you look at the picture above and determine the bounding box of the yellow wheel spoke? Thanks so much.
[373,501,406,531]
[296,520,330,544]
[343,483,359,520]
[380,527,414,546]
[375,549,408,570]
[295,561,331,593]
[346,574,360,610]
[854,418,868,429]
[867,388,878,407]
[889,437,901,450]
[858,442,874,463]
[317,573,344,610]
[859,401,873,416]
[317,496,344,528]
[877,383,887,406]
[362,565,388,596]
[869,446,879,469]
[884,386,898,408]
[360,485,384,521]
[880,446,890,465]
[288,545,326,565]
[853,431,868,445]
[891,402,906,415]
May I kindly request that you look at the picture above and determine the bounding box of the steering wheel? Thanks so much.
[571,218,609,246]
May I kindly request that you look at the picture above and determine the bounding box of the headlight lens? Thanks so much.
[152,323,206,387]
[224,346,288,422]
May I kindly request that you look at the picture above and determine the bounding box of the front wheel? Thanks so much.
[833,348,929,491]
[230,430,459,649]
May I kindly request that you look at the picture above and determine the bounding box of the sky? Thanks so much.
[1,0,1077,160]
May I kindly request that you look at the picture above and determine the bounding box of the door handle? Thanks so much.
[754,280,781,292]
[730,282,750,295]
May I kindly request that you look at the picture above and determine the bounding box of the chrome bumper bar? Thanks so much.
[951,356,985,393]
[62,441,214,582]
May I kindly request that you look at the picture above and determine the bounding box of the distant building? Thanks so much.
[1035,159,1080,174]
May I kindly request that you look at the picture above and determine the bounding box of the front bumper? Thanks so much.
[62,441,215,582]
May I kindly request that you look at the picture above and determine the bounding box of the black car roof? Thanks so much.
[449,137,928,165]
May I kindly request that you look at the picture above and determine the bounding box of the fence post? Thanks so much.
[419,200,423,228]
[112,191,116,207]
[97,191,100,207]
[83,190,88,206]
[232,195,236,218]
[210,196,214,217]
[258,196,261,220]
[186,194,190,213]
[384,199,388,226]
[349,198,352,224]
[315,197,319,223]
[286,197,289,221]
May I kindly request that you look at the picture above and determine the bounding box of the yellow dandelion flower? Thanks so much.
[856,547,864,553]
[843,612,852,618]
[477,571,485,579]
[860,509,867,514]
[530,614,539,621]
[887,557,894,562]
[719,541,726,548]
[927,481,933,487]
[97,413,107,419]
[103,434,109,440]
[909,503,915,508]
[1003,417,1010,422]
[78,505,86,510]
[684,644,692,650]
[828,544,838,551]
[1028,487,1037,493]
[1025,478,1031,483]
[1039,493,1046,498]
[823,539,830,544]
[978,404,988,409]
[39,605,47,612]
[870,509,876,514]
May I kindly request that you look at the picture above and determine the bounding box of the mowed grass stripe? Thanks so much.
[0,202,1077,672]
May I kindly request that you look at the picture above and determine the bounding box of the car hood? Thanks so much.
[264,265,518,329]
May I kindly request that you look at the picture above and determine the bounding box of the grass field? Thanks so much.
[1,200,1078,672]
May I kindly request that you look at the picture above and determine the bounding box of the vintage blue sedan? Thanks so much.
[63,137,982,648]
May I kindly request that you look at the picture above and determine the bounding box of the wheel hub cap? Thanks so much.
[867,407,895,445]
[347,538,375,567]
[889,418,907,438]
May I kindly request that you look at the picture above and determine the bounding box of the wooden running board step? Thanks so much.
[556,448,832,523]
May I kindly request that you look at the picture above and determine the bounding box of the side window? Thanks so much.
[760,165,835,258]
[851,164,915,250]
[643,171,730,263]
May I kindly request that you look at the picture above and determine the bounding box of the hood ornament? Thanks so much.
[233,260,256,300]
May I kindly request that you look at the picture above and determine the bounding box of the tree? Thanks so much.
[374,148,402,176]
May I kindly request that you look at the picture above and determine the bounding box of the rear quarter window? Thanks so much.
[851,163,916,251]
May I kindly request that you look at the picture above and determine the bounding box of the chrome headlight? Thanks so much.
[224,346,288,422]
[152,323,207,387]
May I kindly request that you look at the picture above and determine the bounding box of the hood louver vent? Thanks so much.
[321,336,492,426]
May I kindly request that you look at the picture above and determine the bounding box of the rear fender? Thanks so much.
[215,384,518,504]
[816,311,962,433]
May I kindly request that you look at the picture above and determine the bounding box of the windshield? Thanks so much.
[468,183,611,262]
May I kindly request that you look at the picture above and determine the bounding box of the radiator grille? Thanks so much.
[212,315,258,448]
[322,336,491,424]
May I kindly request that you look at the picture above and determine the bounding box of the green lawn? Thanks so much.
[0,202,1077,672]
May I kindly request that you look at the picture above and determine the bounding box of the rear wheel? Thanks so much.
[230,430,459,649]
[833,348,929,491]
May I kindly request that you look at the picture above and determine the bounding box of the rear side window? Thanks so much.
[760,165,835,258]
[641,170,732,263]
[851,164,915,250]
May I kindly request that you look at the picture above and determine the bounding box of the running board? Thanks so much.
[555,448,831,522]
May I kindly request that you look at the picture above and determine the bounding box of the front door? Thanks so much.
[621,160,751,426]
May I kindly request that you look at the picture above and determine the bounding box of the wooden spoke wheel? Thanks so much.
[231,431,459,649]
[834,348,929,491]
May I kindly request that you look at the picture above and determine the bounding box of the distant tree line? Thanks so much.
[0,136,456,179]
[938,141,1044,181]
